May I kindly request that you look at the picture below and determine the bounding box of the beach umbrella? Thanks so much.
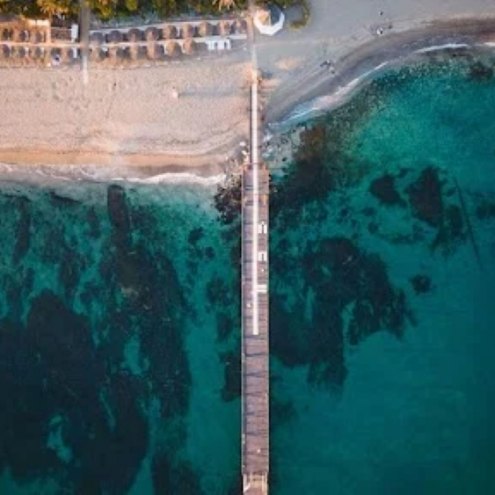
[181,24,195,39]
[14,29,29,42]
[130,45,147,61]
[32,46,45,60]
[107,30,124,43]
[165,41,181,58]
[90,47,107,61]
[63,47,79,64]
[162,25,177,40]
[31,30,45,43]
[147,43,165,60]
[126,28,142,42]
[217,21,232,36]
[1,28,12,41]
[89,31,105,45]
[198,22,213,37]
[0,44,11,58]
[145,27,160,42]
[182,38,196,55]
[116,46,130,61]
[235,19,247,33]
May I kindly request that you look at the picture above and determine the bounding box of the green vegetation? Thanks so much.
[0,0,301,21]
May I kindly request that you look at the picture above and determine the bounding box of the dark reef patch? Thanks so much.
[476,200,495,220]
[369,174,405,206]
[12,195,31,264]
[214,176,241,225]
[270,237,411,389]
[468,61,494,82]
[151,451,203,495]
[0,291,149,492]
[406,166,443,228]
[405,166,466,252]
[0,185,199,492]
[410,274,432,294]
[220,348,241,402]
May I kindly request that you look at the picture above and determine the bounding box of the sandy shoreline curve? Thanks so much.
[266,16,495,126]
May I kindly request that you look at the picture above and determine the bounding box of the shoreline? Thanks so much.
[265,16,495,125]
[2,16,495,181]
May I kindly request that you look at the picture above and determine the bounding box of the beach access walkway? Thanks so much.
[242,5,269,493]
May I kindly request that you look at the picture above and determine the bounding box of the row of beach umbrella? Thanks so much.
[1,27,47,43]
[0,44,78,63]
[0,39,200,65]
[90,19,246,45]
[89,39,199,62]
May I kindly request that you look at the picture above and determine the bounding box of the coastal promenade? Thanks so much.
[242,6,269,493]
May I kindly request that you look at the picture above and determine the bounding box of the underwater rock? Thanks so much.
[406,166,443,227]
[220,349,241,402]
[13,196,31,264]
[476,201,495,219]
[216,312,233,342]
[107,184,131,248]
[214,176,241,225]
[206,276,232,307]
[86,208,101,238]
[410,274,431,294]
[188,227,204,245]
[369,174,404,206]
[271,237,411,388]
[469,61,494,82]
[151,452,203,495]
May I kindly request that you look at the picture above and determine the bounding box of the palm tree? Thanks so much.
[213,0,238,11]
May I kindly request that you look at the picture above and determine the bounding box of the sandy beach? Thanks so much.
[0,54,251,176]
[1,0,495,176]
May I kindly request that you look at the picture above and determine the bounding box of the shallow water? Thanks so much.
[268,51,495,494]
[0,180,240,494]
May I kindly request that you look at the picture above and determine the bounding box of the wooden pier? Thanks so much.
[241,65,269,494]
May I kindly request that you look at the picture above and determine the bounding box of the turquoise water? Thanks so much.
[0,50,495,494]
[269,52,495,494]
[0,181,240,493]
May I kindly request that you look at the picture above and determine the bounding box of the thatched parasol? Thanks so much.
[235,19,248,33]
[90,47,107,62]
[198,22,213,37]
[130,45,147,61]
[217,21,232,36]
[181,24,195,39]
[126,28,142,42]
[145,27,160,42]
[15,29,29,42]
[165,41,181,58]
[90,32,105,45]
[0,44,11,58]
[162,25,177,39]
[116,46,130,61]
[31,30,45,43]
[63,47,79,64]
[32,46,45,60]
[1,28,12,41]
[147,43,165,60]
[182,38,197,55]
[107,30,124,43]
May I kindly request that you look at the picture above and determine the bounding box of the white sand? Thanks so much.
[0,55,251,172]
